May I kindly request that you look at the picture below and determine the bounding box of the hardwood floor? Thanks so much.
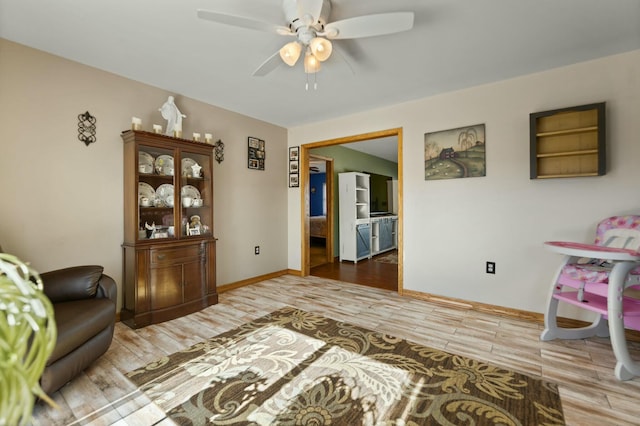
[309,238,328,268]
[31,274,640,425]
[311,249,398,291]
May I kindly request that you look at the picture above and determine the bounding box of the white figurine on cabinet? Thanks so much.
[144,221,156,239]
[159,96,186,136]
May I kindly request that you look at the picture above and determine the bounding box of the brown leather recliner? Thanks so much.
[39,265,117,395]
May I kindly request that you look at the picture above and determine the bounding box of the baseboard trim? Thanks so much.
[217,269,291,293]
[402,289,542,322]
[403,288,640,343]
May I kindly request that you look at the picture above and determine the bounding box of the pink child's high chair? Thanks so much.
[541,215,640,380]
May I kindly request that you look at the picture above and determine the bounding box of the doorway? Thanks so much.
[309,154,334,268]
[299,128,403,294]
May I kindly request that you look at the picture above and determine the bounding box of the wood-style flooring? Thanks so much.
[309,237,329,269]
[310,241,398,291]
[32,274,640,425]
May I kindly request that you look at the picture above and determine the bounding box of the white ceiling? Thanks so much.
[342,136,398,163]
[1,0,638,132]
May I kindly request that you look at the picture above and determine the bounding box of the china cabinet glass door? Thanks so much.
[137,144,176,240]
[179,150,212,238]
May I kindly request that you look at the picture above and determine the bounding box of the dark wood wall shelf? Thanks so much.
[530,102,606,179]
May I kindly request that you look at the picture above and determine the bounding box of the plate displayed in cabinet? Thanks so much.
[181,158,199,177]
[155,155,174,176]
[139,151,154,174]
[181,184,201,200]
[138,182,155,206]
[156,183,174,207]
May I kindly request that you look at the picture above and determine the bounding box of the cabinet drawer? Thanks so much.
[151,245,203,265]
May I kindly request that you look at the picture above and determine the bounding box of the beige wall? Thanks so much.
[3,37,638,321]
[0,39,289,310]
[288,50,640,319]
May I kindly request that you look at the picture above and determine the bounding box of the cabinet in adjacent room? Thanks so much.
[387,179,399,214]
[371,216,398,255]
[121,130,218,328]
[339,172,371,262]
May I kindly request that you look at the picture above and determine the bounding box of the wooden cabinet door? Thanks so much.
[149,264,183,310]
[183,259,205,302]
[149,243,204,309]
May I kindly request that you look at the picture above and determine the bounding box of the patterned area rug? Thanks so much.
[126,307,565,425]
[373,251,398,264]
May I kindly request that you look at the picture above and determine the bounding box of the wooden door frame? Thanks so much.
[308,154,334,267]
[299,127,404,294]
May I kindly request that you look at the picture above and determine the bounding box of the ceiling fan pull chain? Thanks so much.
[305,73,319,91]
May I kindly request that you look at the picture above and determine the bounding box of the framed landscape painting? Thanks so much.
[424,124,486,180]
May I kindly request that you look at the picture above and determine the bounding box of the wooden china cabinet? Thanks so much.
[121,130,217,328]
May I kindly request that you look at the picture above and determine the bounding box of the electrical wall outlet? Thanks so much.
[486,261,495,274]
[254,246,260,255]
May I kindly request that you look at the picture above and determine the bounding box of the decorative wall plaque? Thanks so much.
[77,111,96,146]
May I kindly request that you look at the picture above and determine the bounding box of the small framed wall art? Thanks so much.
[289,146,299,161]
[288,146,299,187]
[248,137,265,170]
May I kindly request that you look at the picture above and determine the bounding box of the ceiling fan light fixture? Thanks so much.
[309,37,332,62]
[304,50,321,74]
[197,2,416,84]
[279,41,302,66]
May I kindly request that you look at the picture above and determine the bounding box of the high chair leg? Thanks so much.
[607,261,640,381]
[540,296,609,341]
[541,254,609,341]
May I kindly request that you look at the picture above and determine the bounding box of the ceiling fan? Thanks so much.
[197,0,414,86]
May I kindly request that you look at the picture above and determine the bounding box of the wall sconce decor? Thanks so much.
[77,111,96,146]
[288,146,299,187]
[214,139,225,163]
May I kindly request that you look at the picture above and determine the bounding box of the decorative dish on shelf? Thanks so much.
[181,158,200,177]
[138,182,155,206]
[181,185,201,200]
[156,183,174,207]
[138,151,154,174]
[155,155,174,176]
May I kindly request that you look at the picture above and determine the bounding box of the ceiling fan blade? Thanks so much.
[297,0,324,23]
[252,51,283,77]
[197,9,293,35]
[323,12,414,40]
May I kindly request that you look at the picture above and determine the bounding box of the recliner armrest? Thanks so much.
[96,274,117,303]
